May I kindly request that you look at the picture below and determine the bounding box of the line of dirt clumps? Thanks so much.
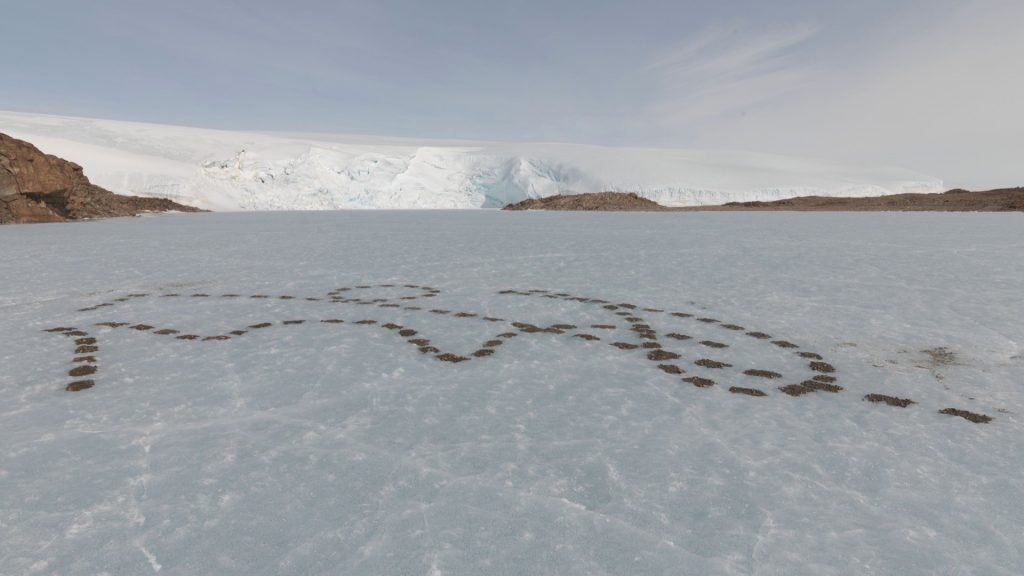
[501,189,1024,213]
[1,132,203,224]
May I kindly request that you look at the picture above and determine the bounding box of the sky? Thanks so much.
[2,0,1022,188]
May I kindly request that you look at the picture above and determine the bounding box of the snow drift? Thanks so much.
[0,111,943,210]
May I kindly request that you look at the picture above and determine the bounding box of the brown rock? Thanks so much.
[0,194,62,223]
[0,132,202,224]
[502,192,669,211]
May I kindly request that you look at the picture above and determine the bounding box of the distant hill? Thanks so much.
[503,192,668,211]
[678,188,1024,212]
[0,133,201,224]
[502,190,1024,212]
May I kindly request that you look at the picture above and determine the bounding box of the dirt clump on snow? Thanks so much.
[729,387,767,397]
[938,408,992,423]
[684,376,715,388]
[864,394,915,407]
[658,364,683,375]
[647,349,681,361]
[809,361,836,373]
[66,380,95,392]
[779,384,815,397]
[744,369,782,379]
[69,365,97,377]
[780,380,844,396]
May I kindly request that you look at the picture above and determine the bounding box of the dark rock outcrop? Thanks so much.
[0,133,202,224]
[502,188,1024,213]
[683,188,1024,212]
[503,192,668,211]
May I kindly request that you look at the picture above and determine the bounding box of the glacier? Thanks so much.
[0,111,943,210]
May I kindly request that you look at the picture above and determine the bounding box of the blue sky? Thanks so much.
[2,0,1022,187]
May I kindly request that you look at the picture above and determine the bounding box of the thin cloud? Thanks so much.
[647,23,819,127]
[700,2,1024,188]
[652,24,817,78]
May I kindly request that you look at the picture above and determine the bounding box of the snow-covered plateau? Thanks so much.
[0,111,943,210]
[1,211,1022,575]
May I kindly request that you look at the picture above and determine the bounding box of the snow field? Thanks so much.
[1,210,1022,575]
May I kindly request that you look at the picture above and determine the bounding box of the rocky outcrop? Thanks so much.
[0,194,64,223]
[503,188,1024,213]
[0,133,202,224]
[503,192,669,211]
[683,187,1024,212]
[0,154,20,196]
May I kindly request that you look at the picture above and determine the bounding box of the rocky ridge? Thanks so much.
[502,190,1024,212]
[0,133,201,224]
[502,192,668,211]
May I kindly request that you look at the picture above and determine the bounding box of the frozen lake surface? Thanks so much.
[1,211,1022,575]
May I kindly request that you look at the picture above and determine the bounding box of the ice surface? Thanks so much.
[0,111,943,210]
[1,211,1022,575]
